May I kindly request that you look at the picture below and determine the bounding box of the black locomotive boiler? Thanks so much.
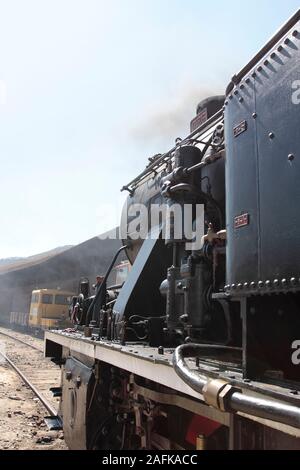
[45,10,300,450]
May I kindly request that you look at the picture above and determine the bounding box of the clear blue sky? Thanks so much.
[0,0,299,257]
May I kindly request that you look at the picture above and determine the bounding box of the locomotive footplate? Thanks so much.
[45,329,300,438]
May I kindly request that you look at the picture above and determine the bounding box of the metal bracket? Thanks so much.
[203,378,240,412]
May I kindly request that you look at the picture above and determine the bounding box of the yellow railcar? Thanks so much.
[29,288,74,329]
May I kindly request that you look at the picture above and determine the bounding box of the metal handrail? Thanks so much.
[121,109,223,193]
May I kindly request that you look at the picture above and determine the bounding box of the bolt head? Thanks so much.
[269,132,275,139]
[76,376,81,387]
[288,154,295,161]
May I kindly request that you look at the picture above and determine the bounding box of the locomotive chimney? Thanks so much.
[190,95,225,132]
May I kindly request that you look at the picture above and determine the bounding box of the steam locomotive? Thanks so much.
[45,10,300,450]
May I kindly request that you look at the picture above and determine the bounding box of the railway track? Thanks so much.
[0,328,62,428]
[0,327,43,352]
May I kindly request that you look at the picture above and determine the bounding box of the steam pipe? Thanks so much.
[173,344,300,429]
[86,245,128,326]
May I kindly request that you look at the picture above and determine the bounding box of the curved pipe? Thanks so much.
[173,343,240,392]
[173,344,300,429]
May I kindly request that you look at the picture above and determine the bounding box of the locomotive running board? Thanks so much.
[45,329,300,438]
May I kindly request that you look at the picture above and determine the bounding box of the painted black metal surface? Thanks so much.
[225,19,300,295]
[225,70,259,291]
[112,227,172,341]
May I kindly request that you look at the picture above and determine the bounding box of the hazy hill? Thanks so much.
[0,246,73,274]
[0,257,24,266]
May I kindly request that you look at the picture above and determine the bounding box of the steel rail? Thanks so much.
[0,350,57,417]
[0,329,43,352]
